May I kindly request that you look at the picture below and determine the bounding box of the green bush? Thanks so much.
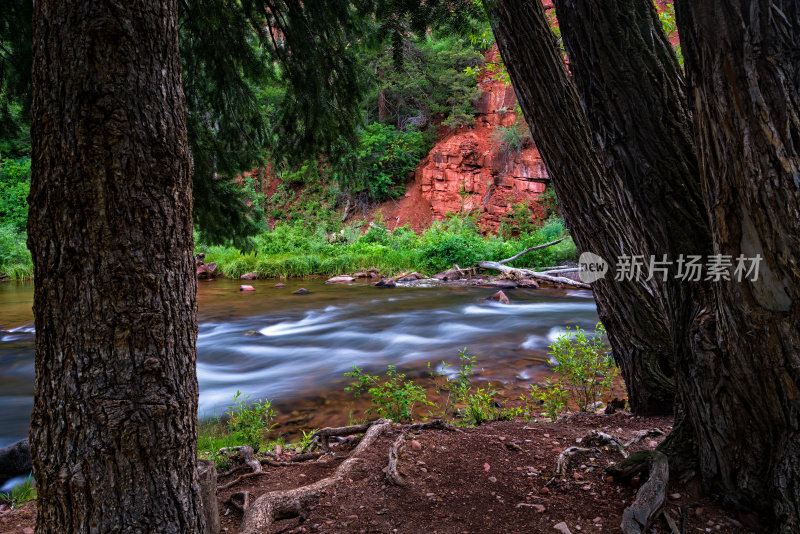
[226,390,276,452]
[526,378,569,421]
[0,223,32,279]
[548,323,617,412]
[345,364,430,422]
[0,157,31,232]
[431,348,500,426]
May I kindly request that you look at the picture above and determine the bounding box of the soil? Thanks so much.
[1,411,764,533]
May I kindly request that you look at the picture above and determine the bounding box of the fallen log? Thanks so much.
[476,261,591,289]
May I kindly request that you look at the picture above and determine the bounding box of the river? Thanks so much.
[0,278,598,451]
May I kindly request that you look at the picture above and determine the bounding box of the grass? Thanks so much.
[0,475,37,508]
[0,223,32,280]
[198,215,576,279]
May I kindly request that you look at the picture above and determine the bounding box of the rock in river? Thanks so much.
[326,275,355,284]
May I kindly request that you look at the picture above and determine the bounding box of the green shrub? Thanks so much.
[526,378,569,421]
[345,364,430,422]
[0,157,31,232]
[0,224,32,279]
[226,390,276,452]
[548,323,617,411]
[432,348,500,426]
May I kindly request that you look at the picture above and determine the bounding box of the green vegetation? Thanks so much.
[345,364,430,422]
[196,215,576,280]
[527,323,617,420]
[226,390,276,452]
[0,474,37,508]
[0,157,32,279]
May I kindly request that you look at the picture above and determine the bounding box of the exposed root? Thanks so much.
[554,446,597,478]
[218,446,264,490]
[608,450,670,534]
[623,428,665,448]
[409,419,459,432]
[240,419,392,533]
[302,420,385,453]
[228,491,252,513]
[584,430,629,458]
[663,510,680,534]
[386,431,410,486]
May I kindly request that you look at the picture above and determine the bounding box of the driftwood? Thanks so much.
[239,419,392,533]
[497,237,566,264]
[477,261,591,289]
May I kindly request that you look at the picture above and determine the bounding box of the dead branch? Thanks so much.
[476,261,591,289]
[608,450,670,534]
[386,431,410,486]
[409,419,459,432]
[240,419,392,533]
[498,237,566,264]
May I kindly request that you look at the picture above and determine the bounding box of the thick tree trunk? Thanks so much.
[28,1,204,532]
[553,0,721,475]
[675,1,800,530]
[490,0,676,414]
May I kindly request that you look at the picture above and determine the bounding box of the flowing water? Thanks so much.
[0,278,598,452]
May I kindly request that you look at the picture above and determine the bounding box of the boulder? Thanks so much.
[240,272,259,280]
[204,262,218,277]
[398,272,423,282]
[326,275,355,284]
[488,290,510,304]
[433,268,465,281]
[375,278,396,288]
[487,279,517,289]
[294,288,310,294]
[517,278,540,288]
[0,439,31,482]
[239,285,255,292]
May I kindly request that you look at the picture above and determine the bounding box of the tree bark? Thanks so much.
[28,1,203,532]
[490,0,676,414]
[674,1,800,530]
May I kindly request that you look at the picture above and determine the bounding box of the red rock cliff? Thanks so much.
[377,46,550,233]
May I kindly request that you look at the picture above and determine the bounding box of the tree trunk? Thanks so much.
[674,1,800,530]
[490,0,676,414]
[28,1,204,532]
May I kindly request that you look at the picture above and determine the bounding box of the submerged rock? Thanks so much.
[294,288,310,294]
[326,275,355,284]
[488,290,510,304]
[239,285,255,291]
[274,283,286,288]
[398,272,423,282]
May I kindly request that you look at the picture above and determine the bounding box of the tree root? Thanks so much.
[240,419,392,533]
[554,446,598,478]
[228,491,252,513]
[623,428,665,448]
[409,419,459,432]
[301,420,385,453]
[607,450,670,534]
[218,446,264,490]
[386,431,410,486]
[584,430,628,458]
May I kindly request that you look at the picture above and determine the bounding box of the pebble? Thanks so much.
[592,517,602,524]
[484,463,491,472]
[582,485,592,491]
[488,476,497,483]
[23,529,33,534]
[411,440,422,451]
[553,521,572,534]
[539,487,550,495]
[670,493,681,500]
[533,504,546,513]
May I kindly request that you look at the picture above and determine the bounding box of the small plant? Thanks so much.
[431,348,501,426]
[226,390,276,452]
[0,475,37,508]
[548,323,617,411]
[295,428,318,452]
[526,378,570,421]
[345,365,430,422]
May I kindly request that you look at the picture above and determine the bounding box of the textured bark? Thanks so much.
[553,0,721,475]
[491,0,676,414]
[674,1,800,530]
[28,1,203,532]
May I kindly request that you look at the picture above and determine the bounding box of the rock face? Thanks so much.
[377,46,551,233]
